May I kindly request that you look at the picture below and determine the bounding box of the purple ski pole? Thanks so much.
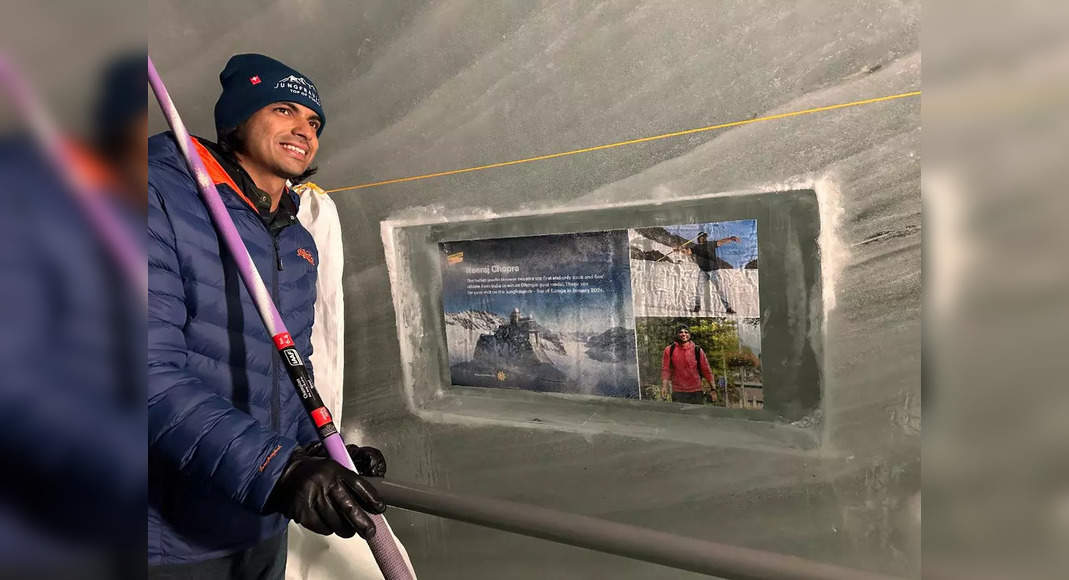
[147,56,415,580]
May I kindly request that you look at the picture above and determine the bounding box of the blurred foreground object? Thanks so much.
[0,49,145,579]
[925,1,1069,578]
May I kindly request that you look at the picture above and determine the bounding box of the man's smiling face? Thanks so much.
[238,101,320,180]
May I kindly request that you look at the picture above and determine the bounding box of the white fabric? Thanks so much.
[286,183,414,579]
[293,182,345,426]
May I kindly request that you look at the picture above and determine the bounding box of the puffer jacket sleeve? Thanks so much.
[148,180,297,512]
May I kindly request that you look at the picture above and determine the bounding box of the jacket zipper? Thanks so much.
[210,148,291,433]
[273,236,284,271]
[232,192,295,433]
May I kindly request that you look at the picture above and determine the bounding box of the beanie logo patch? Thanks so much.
[249,75,261,85]
[274,74,321,107]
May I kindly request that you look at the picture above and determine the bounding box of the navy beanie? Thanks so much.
[214,53,325,137]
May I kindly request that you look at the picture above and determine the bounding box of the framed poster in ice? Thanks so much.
[389,188,821,430]
[439,231,640,398]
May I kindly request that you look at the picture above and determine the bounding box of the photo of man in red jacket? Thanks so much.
[660,325,715,404]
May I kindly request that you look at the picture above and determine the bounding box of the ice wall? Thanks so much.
[150,1,920,577]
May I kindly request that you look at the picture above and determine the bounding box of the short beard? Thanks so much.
[217,124,318,185]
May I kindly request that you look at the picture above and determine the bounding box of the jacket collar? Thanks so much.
[192,137,299,234]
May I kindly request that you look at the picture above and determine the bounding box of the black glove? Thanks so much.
[266,446,386,539]
[306,441,387,477]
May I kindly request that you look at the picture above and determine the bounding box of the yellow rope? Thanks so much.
[325,90,921,194]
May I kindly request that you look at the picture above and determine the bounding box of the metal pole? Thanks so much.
[376,479,905,580]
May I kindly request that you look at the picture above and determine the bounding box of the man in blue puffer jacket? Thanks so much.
[148,54,386,579]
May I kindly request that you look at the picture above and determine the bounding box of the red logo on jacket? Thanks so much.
[297,248,315,266]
